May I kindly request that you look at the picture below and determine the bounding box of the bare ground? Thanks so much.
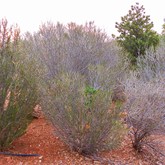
[0,115,164,165]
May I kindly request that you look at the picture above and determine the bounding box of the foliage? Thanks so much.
[123,46,165,156]
[115,3,159,66]
[136,37,165,81]
[25,22,126,155]
[25,22,125,80]
[0,18,38,150]
[41,72,125,155]
[84,86,97,109]
[124,75,165,151]
[162,22,165,35]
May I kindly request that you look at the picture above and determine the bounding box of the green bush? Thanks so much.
[0,18,38,150]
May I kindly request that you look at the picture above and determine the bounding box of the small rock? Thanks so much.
[39,156,43,160]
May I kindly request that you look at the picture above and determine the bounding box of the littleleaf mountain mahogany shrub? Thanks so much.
[0,18,38,150]
[26,22,126,155]
[115,3,159,66]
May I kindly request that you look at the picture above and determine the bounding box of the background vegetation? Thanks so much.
[115,2,159,66]
[0,2,164,161]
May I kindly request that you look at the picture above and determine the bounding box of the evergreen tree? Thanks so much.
[115,3,159,65]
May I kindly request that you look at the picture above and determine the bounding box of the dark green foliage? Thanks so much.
[84,86,97,109]
[115,3,159,65]
[0,18,38,150]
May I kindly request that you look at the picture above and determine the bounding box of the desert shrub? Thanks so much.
[0,18,38,150]
[35,22,126,98]
[123,45,165,156]
[25,22,126,155]
[25,22,125,80]
[41,72,125,155]
[136,38,165,81]
[124,75,165,151]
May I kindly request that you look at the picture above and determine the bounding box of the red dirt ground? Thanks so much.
[0,114,164,165]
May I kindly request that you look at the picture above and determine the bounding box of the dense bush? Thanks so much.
[124,74,165,151]
[123,43,165,155]
[41,72,125,155]
[25,22,125,80]
[0,19,38,150]
[136,38,165,81]
[25,22,126,155]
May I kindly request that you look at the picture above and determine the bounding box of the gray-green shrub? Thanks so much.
[41,72,125,155]
[25,22,126,155]
[123,43,165,154]
[25,22,125,80]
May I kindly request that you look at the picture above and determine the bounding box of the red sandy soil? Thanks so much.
[0,114,164,165]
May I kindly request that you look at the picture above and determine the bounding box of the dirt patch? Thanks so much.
[0,116,164,165]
